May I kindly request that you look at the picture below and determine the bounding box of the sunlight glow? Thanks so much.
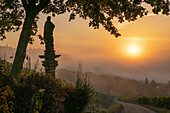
[131,47,137,52]
[127,44,140,57]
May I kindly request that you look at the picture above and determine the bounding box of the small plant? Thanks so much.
[64,63,94,113]
[64,75,93,113]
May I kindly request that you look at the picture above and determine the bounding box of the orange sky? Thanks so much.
[0,10,170,83]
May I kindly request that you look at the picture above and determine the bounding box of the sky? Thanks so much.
[0,5,170,83]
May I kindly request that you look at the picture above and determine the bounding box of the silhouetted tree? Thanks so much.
[145,78,149,86]
[168,80,170,87]
[0,0,169,76]
[150,80,157,88]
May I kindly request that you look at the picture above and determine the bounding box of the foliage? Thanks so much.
[64,74,93,113]
[13,73,66,113]
[87,92,115,111]
[120,96,170,113]
[0,86,15,113]
[0,60,94,113]
[137,96,170,110]
[0,60,15,113]
[0,60,11,78]
[119,96,137,104]
[150,80,157,88]
[0,0,169,41]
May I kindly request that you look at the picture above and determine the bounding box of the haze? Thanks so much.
[0,10,170,83]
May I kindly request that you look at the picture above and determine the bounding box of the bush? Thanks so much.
[0,60,15,113]
[0,85,15,113]
[13,73,65,113]
[0,60,93,113]
[64,75,93,113]
[0,60,12,86]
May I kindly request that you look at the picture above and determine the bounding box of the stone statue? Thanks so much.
[44,16,55,50]
[39,16,60,78]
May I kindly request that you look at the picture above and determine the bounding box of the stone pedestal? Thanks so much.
[39,50,60,78]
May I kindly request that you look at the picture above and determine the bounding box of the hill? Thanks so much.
[58,68,170,97]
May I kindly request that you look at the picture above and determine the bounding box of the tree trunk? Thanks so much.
[11,14,35,76]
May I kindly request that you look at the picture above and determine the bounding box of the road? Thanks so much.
[116,101,157,113]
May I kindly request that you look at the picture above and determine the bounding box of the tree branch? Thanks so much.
[28,0,36,7]
[21,0,28,10]
[35,0,50,14]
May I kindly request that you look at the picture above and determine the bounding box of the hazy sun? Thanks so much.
[131,47,137,52]
[127,45,140,56]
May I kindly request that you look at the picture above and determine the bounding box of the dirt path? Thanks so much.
[116,101,157,113]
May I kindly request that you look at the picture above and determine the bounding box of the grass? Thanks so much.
[84,102,123,113]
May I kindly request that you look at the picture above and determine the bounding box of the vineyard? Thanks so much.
[137,96,170,110]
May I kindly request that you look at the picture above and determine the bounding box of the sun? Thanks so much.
[127,45,140,56]
[131,47,137,52]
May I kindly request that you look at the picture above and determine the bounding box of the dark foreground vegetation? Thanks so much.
[0,59,119,113]
[0,59,94,113]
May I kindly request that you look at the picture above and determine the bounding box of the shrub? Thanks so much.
[0,60,12,86]
[64,75,93,113]
[0,60,15,113]
[0,85,15,113]
[14,74,65,113]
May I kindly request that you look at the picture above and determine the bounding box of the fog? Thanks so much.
[0,44,170,84]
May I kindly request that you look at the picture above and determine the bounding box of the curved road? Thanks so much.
[116,101,156,113]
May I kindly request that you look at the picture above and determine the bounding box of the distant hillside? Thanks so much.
[0,45,70,71]
[0,45,15,61]
[0,45,43,63]
[58,68,170,97]
[0,45,45,72]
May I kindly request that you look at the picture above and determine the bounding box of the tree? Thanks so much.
[0,0,169,76]
[168,80,170,87]
[150,79,157,88]
[145,77,149,86]
[64,66,93,113]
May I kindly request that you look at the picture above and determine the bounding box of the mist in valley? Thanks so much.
[1,45,170,97]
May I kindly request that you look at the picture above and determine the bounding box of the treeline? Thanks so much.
[137,96,170,110]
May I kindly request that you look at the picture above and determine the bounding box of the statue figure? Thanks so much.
[44,16,55,50]
[39,16,60,78]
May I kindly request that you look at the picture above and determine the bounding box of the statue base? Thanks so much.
[39,50,61,78]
